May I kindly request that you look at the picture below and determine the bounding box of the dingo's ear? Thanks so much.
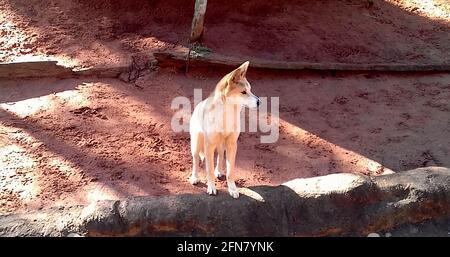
[222,75,236,101]
[238,61,250,73]
[215,61,250,103]
[215,73,234,103]
[230,61,250,83]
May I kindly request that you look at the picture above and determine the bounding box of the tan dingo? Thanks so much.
[189,61,260,198]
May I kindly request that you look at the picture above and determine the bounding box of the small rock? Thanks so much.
[334,96,349,105]
[409,226,419,234]
[129,69,139,82]
[118,72,130,82]
[385,232,392,237]
[367,233,380,237]
[67,233,81,237]
[382,170,395,175]
[149,59,159,69]
[367,161,384,174]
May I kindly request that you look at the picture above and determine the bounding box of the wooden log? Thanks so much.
[190,0,208,42]
[0,61,74,78]
[154,49,450,72]
[0,61,129,79]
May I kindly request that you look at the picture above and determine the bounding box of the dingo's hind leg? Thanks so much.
[189,131,204,185]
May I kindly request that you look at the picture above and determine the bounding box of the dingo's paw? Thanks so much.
[227,181,239,199]
[206,182,217,195]
[189,175,199,185]
[214,169,225,179]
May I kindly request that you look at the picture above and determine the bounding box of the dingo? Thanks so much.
[189,61,260,198]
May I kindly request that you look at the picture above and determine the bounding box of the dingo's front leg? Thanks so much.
[205,142,217,195]
[214,143,225,179]
[225,137,239,198]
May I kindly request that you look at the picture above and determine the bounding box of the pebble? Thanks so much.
[67,233,81,237]
[367,233,380,237]
[409,227,419,234]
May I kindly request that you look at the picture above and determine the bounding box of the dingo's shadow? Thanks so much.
[193,181,207,189]
[216,174,226,181]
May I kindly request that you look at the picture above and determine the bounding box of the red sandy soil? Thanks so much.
[0,0,449,67]
[0,0,449,215]
[1,69,449,214]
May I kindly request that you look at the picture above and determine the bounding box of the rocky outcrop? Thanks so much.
[0,167,449,237]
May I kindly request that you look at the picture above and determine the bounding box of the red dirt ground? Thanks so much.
[1,69,449,214]
[0,1,449,215]
[0,0,449,67]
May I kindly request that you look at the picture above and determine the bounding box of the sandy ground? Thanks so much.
[0,68,449,214]
[0,0,449,68]
[0,0,449,229]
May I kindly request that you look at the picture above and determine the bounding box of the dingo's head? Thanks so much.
[215,61,260,108]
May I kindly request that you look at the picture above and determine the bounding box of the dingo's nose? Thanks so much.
[257,99,261,107]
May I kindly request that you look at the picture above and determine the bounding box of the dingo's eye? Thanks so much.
[241,91,247,95]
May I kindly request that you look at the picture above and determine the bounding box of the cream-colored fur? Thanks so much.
[189,61,260,198]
